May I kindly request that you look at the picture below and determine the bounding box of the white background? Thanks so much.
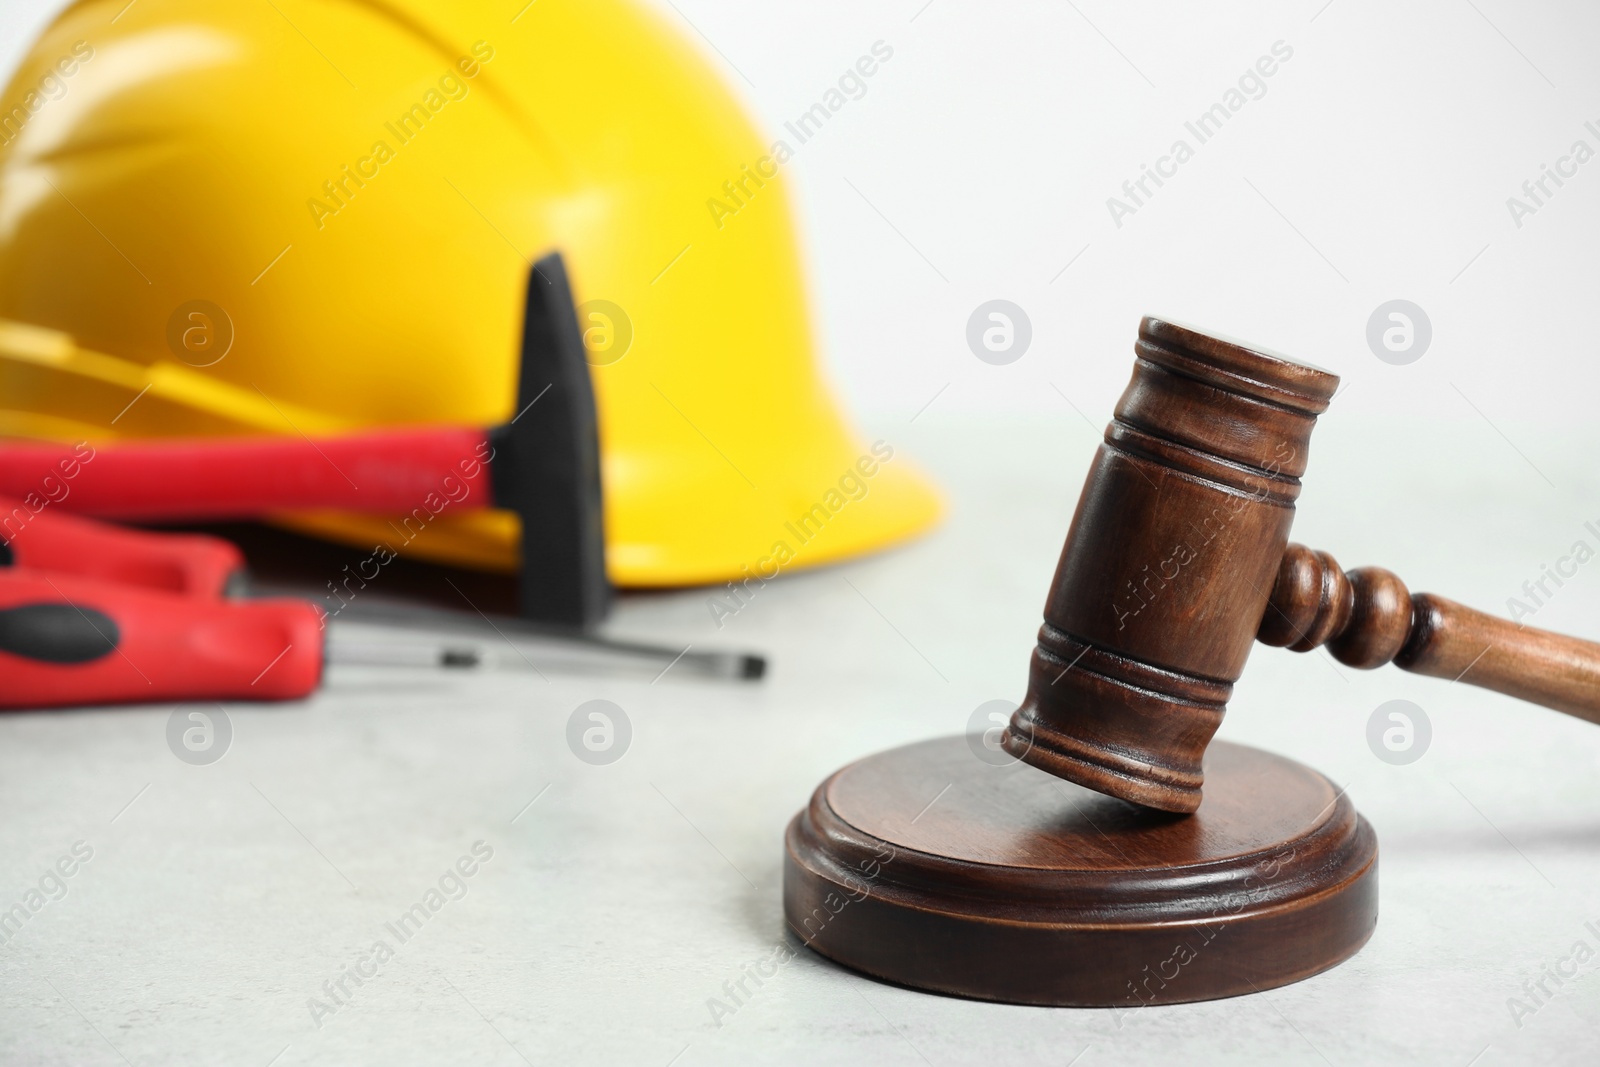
[7,0,1599,429]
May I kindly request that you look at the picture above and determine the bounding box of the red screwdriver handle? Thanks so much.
[0,498,245,597]
[0,427,494,521]
[0,572,324,709]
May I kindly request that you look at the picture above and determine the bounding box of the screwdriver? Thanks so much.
[0,570,762,710]
[304,597,764,682]
[0,504,765,692]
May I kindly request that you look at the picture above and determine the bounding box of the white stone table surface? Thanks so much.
[3,415,1599,1066]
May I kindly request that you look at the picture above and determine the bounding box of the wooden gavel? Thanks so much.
[1004,316,1600,813]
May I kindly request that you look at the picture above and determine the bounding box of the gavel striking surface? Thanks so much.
[784,737,1377,1006]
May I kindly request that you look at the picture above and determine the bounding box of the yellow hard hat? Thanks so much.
[0,0,940,587]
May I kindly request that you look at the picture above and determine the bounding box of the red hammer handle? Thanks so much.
[0,426,495,521]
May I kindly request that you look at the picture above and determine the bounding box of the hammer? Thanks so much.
[1004,317,1600,813]
[0,254,607,629]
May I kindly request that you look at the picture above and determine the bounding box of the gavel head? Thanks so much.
[1002,317,1339,813]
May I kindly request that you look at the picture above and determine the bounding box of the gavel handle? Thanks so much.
[1258,544,1600,724]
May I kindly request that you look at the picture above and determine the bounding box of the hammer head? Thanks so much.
[489,253,611,629]
[1002,317,1339,813]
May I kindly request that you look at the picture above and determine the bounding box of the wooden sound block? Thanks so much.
[784,736,1377,1007]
